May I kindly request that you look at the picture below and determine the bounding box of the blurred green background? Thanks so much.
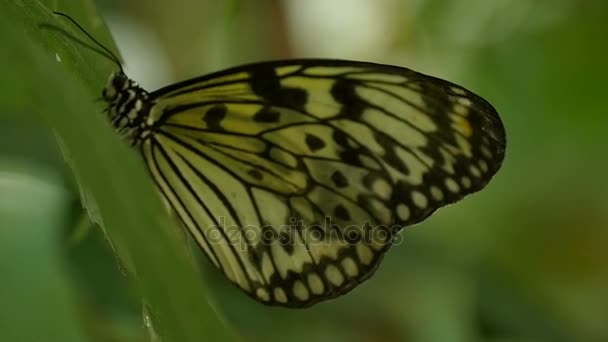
[2,0,607,341]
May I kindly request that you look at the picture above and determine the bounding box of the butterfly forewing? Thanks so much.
[127,60,505,307]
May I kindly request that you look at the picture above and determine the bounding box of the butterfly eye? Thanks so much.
[102,72,132,102]
[112,73,129,90]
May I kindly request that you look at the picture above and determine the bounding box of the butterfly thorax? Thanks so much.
[103,72,152,145]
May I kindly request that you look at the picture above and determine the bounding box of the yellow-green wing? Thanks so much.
[139,59,505,307]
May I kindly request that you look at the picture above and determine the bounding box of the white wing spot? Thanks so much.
[325,265,345,286]
[430,186,444,201]
[445,178,460,193]
[479,159,488,173]
[372,178,391,199]
[461,176,472,189]
[356,244,374,265]
[341,257,359,278]
[469,165,481,178]
[396,203,410,221]
[453,103,469,116]
[274,287,288,303]
[457,97,472,106]
[307,273,325,295]
[256,288,270,302]
[450,86,467,96]
[411,191,428,209]
[293,281,310,301]
[480,145,492,158]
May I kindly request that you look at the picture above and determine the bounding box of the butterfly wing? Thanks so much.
[139,59,505,307]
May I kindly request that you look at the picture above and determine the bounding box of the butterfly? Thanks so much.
[56,12,506,308]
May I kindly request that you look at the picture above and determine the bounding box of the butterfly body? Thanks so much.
[103,73,151,144]
[101,59,506,307]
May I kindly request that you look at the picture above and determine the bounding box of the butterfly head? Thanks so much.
[102,71,132,102]
[102,72,150,144]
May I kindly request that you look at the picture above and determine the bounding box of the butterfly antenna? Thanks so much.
[53,11,124,73]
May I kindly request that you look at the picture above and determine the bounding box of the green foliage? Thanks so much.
[2,0,608,341]
[0,1,232,341]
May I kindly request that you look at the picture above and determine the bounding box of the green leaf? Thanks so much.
[0,1,233,341]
